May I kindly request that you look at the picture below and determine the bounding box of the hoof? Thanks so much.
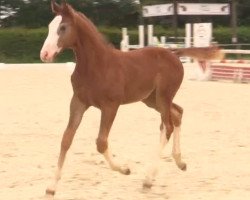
[124,168,131,175]
[118,164,131,175]
[142,177,153,189]
[45,188,55,196]
[178,162,187,171]
[120,166,131,175]
[142,181,153,189]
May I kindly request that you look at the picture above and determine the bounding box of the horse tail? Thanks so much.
[171,46,225,61]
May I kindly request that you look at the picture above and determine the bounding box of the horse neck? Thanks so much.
[72,14,111,73]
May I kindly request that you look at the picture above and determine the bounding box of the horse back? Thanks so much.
[115,47,184,104]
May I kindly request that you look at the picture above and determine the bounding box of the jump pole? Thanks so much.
[138,25,144,48]
[185,23,191,48]
[147,25,153,46]
[120,28,128,51]
[121,26,144,51]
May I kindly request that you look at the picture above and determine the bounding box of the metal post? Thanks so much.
[136,0,144,25]
[231,0,238,44]
[0,0,2,27]
[173,0,178,42]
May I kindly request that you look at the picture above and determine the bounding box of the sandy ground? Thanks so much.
[0,63,250,200]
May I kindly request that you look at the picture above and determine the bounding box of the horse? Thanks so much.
[40,0,221,196]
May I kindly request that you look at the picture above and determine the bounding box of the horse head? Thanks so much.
[40,0,77,63]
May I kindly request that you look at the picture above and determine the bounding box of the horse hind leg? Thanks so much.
[142,90,159,112]
[158,93,174,141]
[142,91,174,188]
[142,121,168,188]
[171,103,187,171]
[142,101,186,188]
[146,103,186,178]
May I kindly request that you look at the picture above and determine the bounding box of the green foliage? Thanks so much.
[1,0,139,28]
[1,0,249,28]
[0,27,74,63]
[1,1,249,63]
[0,28,45,63]
[1,26,250,63]
[0,27,122,63]
[16,0,53,28]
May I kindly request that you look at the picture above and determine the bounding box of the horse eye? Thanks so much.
[60,25,66,32]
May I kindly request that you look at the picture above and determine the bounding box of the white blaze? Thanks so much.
[40,15,62,62]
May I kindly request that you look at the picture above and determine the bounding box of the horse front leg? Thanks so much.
[46,95,88,196]
[96,104,130,175]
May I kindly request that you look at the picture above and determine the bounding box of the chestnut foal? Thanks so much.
[41,0,186,196]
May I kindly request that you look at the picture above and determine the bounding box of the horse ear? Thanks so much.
[61,0,67,6]
[61,1,74,18]
[51,0,61,14]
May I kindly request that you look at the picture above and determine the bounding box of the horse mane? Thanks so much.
[68,4,113,49]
